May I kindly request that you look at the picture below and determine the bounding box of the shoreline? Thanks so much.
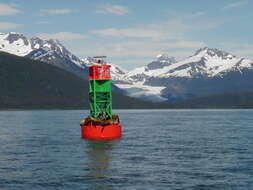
[1,107,253,111]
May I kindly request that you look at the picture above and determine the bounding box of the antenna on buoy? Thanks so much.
[92,56,107,65]
[80,56,122,140]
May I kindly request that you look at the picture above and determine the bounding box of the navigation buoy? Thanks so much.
[80,56,122,140]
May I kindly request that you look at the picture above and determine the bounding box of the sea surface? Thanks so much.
[0,109,253,190]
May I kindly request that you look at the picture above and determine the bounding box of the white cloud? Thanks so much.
[37,32,86,41]
[111,58,151,65]
[219,42,253,59]
[223,1,248,10]
[79,12,222,67]
[0,3,21,15]
[41,9,74,15]
[233,48,253,58]
[180,11,206,19]
[75,42,196,68]
[96,4,129,16]
[109,58,154,70]
[92,28,167,39]
[35,21,50,25]
[83,12,215,65]
[91,14,222,41]
[92,19,187,41]
[74,40,205,59]
[168,41,206,48]
[0,22,22,30]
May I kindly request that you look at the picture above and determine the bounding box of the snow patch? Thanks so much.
[115,81,167,102]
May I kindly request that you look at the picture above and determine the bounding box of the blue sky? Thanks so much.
[0,0,252,70]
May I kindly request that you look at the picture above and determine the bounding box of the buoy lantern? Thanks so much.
[80,56,122,140]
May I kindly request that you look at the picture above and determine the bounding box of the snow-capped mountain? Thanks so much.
[115,54,178,102]
[125,54,176,81]
[2,32,253,102]
[0,32,33,56]
[117,47,253,102]
[147,54,176,70]
[0,32,88,78]
[125,47,253,80]
[0,32,80,63]
[0,32,127,81]
[28,37,82,66]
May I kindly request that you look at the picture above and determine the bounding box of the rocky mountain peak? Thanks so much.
[3,32,29,46]
[156,54,176,63]
[146,54,176,70]
[194,47,235,60]
[30,36,44,48]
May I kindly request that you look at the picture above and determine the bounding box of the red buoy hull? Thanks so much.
[81,124,122,140]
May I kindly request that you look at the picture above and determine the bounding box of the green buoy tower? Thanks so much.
[80,56,122,140]
[89,56,112,120]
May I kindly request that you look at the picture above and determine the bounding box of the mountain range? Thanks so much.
[1,32,253,102]
[0,51,172,109]
[119,47,253,102]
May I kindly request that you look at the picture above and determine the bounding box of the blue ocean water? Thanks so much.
[0,109,253,190]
